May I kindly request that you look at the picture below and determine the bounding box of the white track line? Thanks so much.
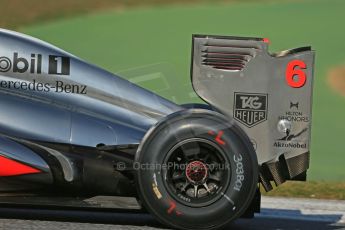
[258,196,345,224]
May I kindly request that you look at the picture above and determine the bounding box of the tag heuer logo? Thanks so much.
[234,92,268,128]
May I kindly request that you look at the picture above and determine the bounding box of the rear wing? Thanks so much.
[191,35,315,191]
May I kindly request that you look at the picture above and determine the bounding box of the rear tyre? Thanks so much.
[135,109,258,230]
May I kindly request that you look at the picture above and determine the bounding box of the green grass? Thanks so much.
[262,181,345,200]
[0,0,269,29]
[22,0,345,181]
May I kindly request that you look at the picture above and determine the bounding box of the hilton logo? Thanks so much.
[234,92,268,128]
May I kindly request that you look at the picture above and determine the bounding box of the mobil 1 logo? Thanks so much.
[234,92,268,128]
[0,53,70,75]
[48,55,70,75]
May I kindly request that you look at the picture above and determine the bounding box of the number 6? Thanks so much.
[285,60,307,88]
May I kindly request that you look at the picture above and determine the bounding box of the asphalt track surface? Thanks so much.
[0,197,344,230]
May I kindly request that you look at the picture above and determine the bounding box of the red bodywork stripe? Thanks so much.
[0,155,41,176]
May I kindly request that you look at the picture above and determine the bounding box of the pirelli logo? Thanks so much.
[234,92,268,128]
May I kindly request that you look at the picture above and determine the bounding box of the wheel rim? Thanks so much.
[163,138,231,207]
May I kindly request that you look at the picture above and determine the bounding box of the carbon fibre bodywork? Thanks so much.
[0,29,314,198]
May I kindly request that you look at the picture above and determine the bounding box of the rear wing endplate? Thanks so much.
[191,35,315,191]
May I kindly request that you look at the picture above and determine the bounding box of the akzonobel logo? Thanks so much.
[0,53,70,75]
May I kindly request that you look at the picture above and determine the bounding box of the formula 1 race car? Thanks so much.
[0,29,315,230]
